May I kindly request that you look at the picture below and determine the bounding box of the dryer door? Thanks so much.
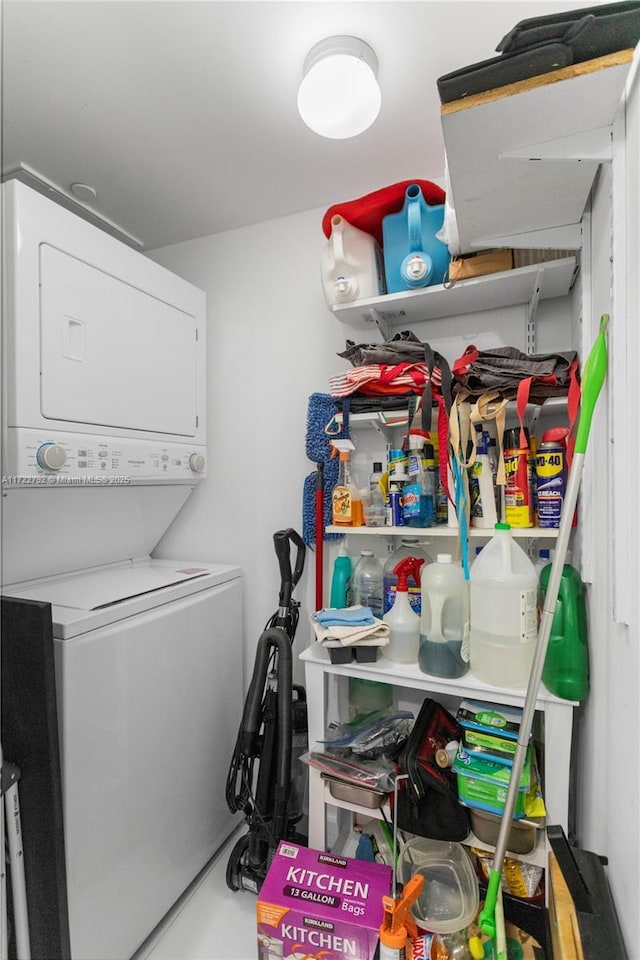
[40,244,198,437]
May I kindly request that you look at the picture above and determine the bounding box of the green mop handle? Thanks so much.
[478,314,609,946]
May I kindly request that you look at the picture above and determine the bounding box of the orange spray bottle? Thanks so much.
[379,873,424,960]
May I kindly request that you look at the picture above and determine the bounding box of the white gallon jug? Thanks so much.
[419,554,469,678]
[469,522,538,688]
[321,214,385,306]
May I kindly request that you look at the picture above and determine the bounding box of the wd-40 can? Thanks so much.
[536,440,566,528]
[503,427,534,528]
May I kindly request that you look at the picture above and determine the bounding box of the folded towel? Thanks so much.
[312,617,389,647]
[316,605,375,627]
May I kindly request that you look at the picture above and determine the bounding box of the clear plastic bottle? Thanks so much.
[383,538,432,614]
[352,550,384,618]
[404,432,435,528]
[364,461,387,527]
[469,522,538,688]
[383,557,423,663]
[419,554,470,678]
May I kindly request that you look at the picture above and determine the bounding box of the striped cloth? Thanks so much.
[329,361,442,398]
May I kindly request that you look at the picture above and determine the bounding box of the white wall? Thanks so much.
[576,59,640,953]
[148,208,346,685]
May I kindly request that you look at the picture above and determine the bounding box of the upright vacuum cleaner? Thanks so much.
[225,528,307,893]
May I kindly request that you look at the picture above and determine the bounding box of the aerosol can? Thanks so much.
[383,558,423,663]
[379,873,424,960]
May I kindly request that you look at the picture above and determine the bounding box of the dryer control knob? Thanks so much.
[189,453,206,474]
[36,442,67,471]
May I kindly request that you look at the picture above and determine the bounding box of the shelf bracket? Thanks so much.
[365,307,391,342]
[526,269,543,355]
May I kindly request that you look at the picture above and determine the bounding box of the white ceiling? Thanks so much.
[1,0,610,250]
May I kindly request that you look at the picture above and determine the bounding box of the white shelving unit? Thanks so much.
[326,524,559,539]
[301,644,576,864]
[332,257,577,338]
[441,50,634,252]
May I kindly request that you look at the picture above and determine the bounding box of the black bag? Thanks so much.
[437,0,640,105]
[394,698,470,842]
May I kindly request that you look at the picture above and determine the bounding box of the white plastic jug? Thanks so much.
[469,523,538,688]
[418,554,469,678]
[321,214,385,306]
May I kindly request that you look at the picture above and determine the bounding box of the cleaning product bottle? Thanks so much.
[383,558,423,663]
[331,439,363,526]
[352,550,384,618]
[469,427,498,529]
[386,470,408,528]
[404,431,435,528]
[329,542,352,608]
[534,548,551,577]
[469,523,538,688]
[365,461,387,527]
[540,562,589,701]
[321,214,386,307]
[383,538,432,614]
[379,873,424,960]
[419,554,470,678]
[382,183,450,294]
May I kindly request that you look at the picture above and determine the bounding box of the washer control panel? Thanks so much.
[4,429,207,484]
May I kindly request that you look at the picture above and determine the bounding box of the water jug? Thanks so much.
[540,563,589,701]
[469,523,538,688]
[352,550,384,618]
[419,554,470,678]
[321,214,385,307]
[382,183,450,293]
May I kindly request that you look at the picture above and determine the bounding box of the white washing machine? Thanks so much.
[5,557,244,960]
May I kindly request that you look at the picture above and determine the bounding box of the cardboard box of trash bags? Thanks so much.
[257,841,392,960]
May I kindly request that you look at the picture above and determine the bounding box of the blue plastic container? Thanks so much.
[382,183,450,293]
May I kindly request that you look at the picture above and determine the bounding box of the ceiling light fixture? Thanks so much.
[297,36,381,140]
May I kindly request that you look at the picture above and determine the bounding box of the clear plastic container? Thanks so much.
[469,523,538,688]
[364,461,387,527]
[399,837,479,935]
[352,550,383,618]
[419,554,469,678]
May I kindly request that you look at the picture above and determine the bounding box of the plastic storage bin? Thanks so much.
[398,837,479,934]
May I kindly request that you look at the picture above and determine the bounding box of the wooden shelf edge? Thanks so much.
[441,49,635,117]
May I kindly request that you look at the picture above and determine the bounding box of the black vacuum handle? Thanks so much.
[273,528,306,609]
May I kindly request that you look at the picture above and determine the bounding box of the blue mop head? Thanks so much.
[305,393,339,462]
[302,459,341,547]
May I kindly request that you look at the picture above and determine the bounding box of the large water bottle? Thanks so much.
[469,523,538,688]
[419,554,469,678]
[352,550,384,619]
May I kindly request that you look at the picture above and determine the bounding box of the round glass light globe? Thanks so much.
[297,53,381,139]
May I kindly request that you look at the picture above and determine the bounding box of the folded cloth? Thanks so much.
[316,606,375,627]
[312,617,390,647]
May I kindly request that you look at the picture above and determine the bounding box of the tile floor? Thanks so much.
[136,829,259,960]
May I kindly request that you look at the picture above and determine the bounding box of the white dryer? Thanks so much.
[5,557,243,960]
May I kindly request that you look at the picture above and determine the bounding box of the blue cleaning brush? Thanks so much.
[305,393,339,462]
[303,393,342,548]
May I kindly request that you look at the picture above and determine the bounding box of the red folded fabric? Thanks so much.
[322,179,446,246]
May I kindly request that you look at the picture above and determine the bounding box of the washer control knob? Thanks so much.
[189,453,206,474]
[36,442,67,470]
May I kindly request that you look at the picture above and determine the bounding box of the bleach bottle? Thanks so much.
[469,522,538,688]
[382,183,450,293]
[383,558,423,663]
[321,214,385,307]
[419,554,469,678]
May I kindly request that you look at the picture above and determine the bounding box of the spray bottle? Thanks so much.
[331,439,363,526]
[383,558,422,663]
[379,873,424,960]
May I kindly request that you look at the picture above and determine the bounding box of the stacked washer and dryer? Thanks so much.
[1,181,243,960]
